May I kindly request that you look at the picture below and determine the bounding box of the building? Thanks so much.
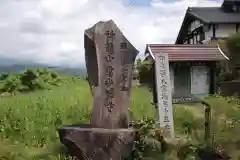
[144,44,228,103]
[175,0,240,45]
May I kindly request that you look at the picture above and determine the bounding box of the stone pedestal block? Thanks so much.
[58,124,136,160]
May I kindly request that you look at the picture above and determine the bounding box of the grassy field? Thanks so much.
[0,78,239,159]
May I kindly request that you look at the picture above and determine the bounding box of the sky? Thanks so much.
[0,0,223,67]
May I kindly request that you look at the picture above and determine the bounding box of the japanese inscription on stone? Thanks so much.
[104,30,115,112]
[120,41,129,91]
[84,20,139,129]
[155,53,174,138]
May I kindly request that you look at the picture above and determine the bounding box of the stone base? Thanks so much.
[58,124,136,160]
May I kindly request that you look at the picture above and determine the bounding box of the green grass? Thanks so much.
[0,78,156,159]
[0,78,239,159]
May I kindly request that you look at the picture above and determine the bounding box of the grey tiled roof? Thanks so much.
[188,7,240,23]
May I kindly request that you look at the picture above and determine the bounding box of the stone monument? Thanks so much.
[58,20,139,160]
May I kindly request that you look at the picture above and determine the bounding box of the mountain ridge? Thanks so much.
[0,59,87,77]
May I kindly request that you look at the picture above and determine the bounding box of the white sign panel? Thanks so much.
[191,66,210,96]
[155,53,174,138]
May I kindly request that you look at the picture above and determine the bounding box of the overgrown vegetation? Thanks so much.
[0,68,61,94]
[0,71,239,159]
[135,58,153,88]
[127,97,240,159]
[218,33,240,82]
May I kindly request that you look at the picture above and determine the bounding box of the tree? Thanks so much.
[138,59,153,86]
[135,58,142,70]
[133,58,142,80]
[226,33,240,70]
[0,74,8,80]
[217,33,240,81]
[218,39,229,56]
[20,69,39,90]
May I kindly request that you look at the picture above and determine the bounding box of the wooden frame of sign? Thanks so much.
[155,53,174,138]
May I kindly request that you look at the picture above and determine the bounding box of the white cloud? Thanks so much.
[0,0,222,67]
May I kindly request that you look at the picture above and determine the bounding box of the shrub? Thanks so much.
[0,68,61,93]
[126,117,166,160]
[0,73,9,80]
[83,76,88,81]
[20,69,42,90]
[1,74,22,93]
[226,33,240,67]
[217,72,234,83]
[218,33,240,81]
[138,60,153,86]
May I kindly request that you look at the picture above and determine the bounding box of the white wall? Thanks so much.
[185,22,238,44]
[216,24,237,38]
[205,24,237,40]
[205,26,213,40]
[196,34,200,42]
[189,20,202,44]
[190,38,193,44]
[190,20,201,31]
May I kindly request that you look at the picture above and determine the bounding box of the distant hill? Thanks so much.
[0,59,87,77]
[48,66,87,77]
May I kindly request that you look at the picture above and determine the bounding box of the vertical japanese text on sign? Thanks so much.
[120,41,128,91]
[104,30,115,112]
[160,71,170,125]
[120,66,128,91]
[157,54,173,132]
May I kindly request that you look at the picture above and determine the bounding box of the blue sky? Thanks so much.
[124,0,154,7]
[0,0,223,67]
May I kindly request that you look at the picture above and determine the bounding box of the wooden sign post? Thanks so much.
[155,53,174,138]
